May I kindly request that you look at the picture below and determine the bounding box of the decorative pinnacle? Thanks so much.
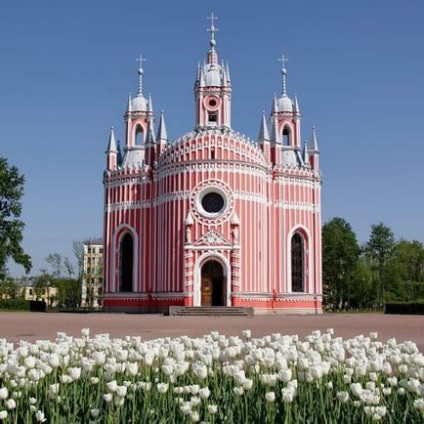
[207,13,218,49]
[278,54,289,95]
[136,54,147,96]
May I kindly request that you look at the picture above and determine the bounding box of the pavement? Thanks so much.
[0,311,423,351]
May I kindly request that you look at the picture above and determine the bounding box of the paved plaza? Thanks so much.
[0,312,423,351]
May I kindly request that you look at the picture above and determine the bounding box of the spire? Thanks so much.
[258,111,270,142]
[148,94,153,112]
[136,54,146,97]
[278,54,289,96]
[272,93,278,114]
[146,121,156,145]
[206,13,218,64]
[294,94,300,114]
[226,61,231,82]
[309,126,319,152]
[157,110,168,144]
[106,127,117,153]
[127,93,132,112]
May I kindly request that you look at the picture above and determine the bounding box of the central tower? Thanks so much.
[194,13,231,130]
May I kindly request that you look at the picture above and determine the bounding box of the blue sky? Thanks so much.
[2,0,423,276]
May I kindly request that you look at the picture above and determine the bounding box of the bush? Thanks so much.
[0,298,30,311]
[385,301,424,315]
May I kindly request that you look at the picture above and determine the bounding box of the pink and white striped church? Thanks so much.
[102,15,322,314]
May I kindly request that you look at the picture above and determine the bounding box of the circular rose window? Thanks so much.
[201,192,224,213]
[196,186,228,219]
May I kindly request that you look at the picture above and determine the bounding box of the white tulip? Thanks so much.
[208,404,218,414]
[6,399,16,410]
[336,391,349,403]
[0,411,7,420]
[0,388,8,400]
[106,380,117,392]
[265,391,276,402]
[35,410,46,422]
[233,386,244,396]
[157,382,169,394]
[103,393,113,403]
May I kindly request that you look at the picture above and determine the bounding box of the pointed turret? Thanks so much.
[157,111,168,144]
[309,126,319,153]
[106,126,117,153]
[258,111,270,142]
[146,121,156,145]
[105,127,118,170]
[308,127,320,171]
[294,94,300,114]
[127,93,132,113]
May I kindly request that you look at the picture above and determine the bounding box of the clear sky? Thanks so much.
[2,0,423,276]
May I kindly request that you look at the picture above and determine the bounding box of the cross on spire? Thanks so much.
[278,54,289,70]
[136,54,146,71]
[207,13,218,43]
[135,54,146,96]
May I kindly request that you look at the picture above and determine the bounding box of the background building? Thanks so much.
[103,16,322,314]
[81,238,103,308]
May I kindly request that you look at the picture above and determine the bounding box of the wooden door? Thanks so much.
[201,277,212,306]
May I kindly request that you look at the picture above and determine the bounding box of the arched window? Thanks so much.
[135,126,144,146]
[282,126,291,146]
[119,232,134,292]
[291,233,304,292]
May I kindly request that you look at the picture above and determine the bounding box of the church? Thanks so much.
[102,15,322,314]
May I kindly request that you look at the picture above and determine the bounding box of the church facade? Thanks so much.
[102,16,322,314]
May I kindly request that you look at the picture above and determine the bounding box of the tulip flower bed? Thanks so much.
[0,329,424,423]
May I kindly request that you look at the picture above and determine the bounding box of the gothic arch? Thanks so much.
[134,124,145,146]
[119,232,134,292]
[282,124,292,147]
[111,225,139,293]
[287,226,310,293]
[193,252,231,307]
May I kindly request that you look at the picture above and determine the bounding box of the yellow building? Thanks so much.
[81,238,103,308]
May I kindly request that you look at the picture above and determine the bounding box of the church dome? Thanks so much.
[277,95,293,113]
[132,95,148,112]
[205,64,222,86]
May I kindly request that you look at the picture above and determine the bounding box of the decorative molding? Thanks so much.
[194,230,232,247]
[275,201,320,213]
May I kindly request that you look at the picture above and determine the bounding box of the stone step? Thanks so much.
[168,306,254,317]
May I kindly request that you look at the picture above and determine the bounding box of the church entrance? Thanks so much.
[201,260,225,306]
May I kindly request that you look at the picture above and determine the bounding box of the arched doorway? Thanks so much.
[291,233,304,292]
[119,233,134,292]
[201,260,225,306]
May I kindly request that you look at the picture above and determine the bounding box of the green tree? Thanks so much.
[72,241,84,281]
[33,269,50,303]
[395,240,424,283]
[53,278,81,308]
[0,157,32,278]
[0,276,20,299]
[322,217,360,310]
[365,222,396,306]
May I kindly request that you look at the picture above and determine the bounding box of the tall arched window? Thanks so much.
[291,233,304,292]
[282,126,291,146]
[135,126,144,146]
[119,232,134,292]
